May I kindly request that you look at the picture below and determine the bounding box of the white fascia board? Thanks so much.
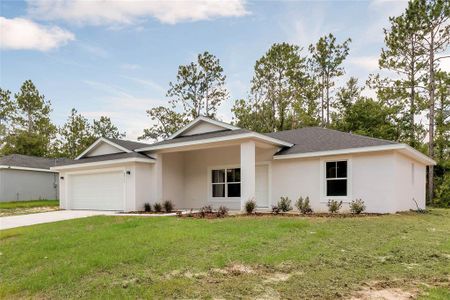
[75,137,131,160]
[168,116,240,140]
[0,165,57,173]
[273,144,436,165]
[50,157,155,171]
[136,133,293,152]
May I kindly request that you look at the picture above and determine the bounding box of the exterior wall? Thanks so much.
[134,163,156,211]
[86,143,122,157]
[0,169,58,202]
[182,145,276,209]
[394,152,426,211]
[58,162,150,211]
[272,151,400,213]
[181,122,226,136]
[161,152,185,208]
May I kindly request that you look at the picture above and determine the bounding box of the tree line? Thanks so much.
[0,0,448,206]
[0,80,124,159]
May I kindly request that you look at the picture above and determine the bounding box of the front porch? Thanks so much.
[151,141,278,211]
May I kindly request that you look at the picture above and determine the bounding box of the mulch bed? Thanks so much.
[119,211,182,215]
[176,211,386,219]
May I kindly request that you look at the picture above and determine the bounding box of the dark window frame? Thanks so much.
[325,160,348,197]
[211,168,241,198]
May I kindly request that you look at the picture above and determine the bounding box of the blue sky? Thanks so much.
[1,0,416,140]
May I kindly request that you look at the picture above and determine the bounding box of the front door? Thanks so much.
[255,165,269,207]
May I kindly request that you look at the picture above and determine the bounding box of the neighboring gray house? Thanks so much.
[0,154,68,202]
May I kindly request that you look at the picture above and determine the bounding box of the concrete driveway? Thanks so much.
[0,210,117,230]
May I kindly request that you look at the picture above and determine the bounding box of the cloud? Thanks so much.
[27,0,249,26]
[0,17,74,51]
[121,75,166,94]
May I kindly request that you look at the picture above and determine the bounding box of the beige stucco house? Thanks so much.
[51,116,435,213]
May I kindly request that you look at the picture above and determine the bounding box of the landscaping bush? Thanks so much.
[153,202,162,212]
[217,206,229,217]
[295,196,313,214]
[200,205,213,218]
[144,203,152,212]
[349,199,365,214]
[245,199,256,214]
[163,200,174,212]
[327,199,343,213]
[272,205,280,214]
[278,197,293,212]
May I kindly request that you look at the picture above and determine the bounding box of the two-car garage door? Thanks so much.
[69,171,125,211]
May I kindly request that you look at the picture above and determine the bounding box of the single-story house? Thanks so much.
[51,116,435,213]
[0,154,65,202]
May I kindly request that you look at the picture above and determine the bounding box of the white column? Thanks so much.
[154,153,163,203]
[240,141,256,210]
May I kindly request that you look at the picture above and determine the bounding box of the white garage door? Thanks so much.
[69,171,125,210]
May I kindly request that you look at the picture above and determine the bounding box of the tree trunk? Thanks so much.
[326,76,330,127]
[321,75,325,126]
[427,36,435,205]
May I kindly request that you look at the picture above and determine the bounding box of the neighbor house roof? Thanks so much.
[55,152,154,166]
[265,127,397,156]
[0,154,71,172]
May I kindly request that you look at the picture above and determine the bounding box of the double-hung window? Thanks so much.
[325,161,348,197]
[211,168,241,198]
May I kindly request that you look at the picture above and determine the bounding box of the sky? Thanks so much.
[1,0,442,141]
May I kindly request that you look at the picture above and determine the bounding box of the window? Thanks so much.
[211,168,240,198]
[325,161,347,197]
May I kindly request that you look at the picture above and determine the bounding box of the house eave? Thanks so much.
[273,144,436,165]
[0,165,57,173]
[50,157,155,171]
[136,132,293,152]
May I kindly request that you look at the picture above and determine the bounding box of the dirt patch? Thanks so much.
[350,281,419,300]
[350,287,417,300]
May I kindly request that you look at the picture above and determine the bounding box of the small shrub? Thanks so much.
[153,202,162,212]
[200,205,213,218]
[295,196,313,214]
[163,200,174,212]
[245,199,256,214]
[176,211,182,217]
[278,197,293,212]
[217,206,229,217]
[187,208,194,217]
[272,205,280,214]
[349,199,365,214]
[144,203,152,212]
[327,199,343,213]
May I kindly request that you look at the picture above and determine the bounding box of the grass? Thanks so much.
[0,200,59,216]
[1,209,449,299]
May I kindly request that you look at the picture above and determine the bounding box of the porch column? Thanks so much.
[154,153,163,203]
[240,141,256,210]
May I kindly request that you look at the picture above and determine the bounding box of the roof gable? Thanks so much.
[169,116,240,139]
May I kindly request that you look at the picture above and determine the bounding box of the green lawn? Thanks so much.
[0,199,59,209]
[0,200,59,217]
[1,210,449,299]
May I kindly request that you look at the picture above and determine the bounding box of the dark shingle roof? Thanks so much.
[265,127,398,156]
[105,138,151,151]
[0,154,71,170]
[145,129,251,148]
[54,152,154,166]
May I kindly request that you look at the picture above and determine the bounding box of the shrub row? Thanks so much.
[144,200,174,213]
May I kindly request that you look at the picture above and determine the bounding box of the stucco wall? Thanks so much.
[161,152,185,208]
[394,152,426,211]
[134,163,156,211]
[0,169,58,202]
[58,162,144,211]
[271,151,407,213]
[181,145,276,209]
